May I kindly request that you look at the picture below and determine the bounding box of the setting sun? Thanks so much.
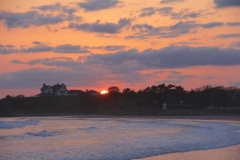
[100,90,108,94]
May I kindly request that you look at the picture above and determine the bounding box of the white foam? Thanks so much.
[26,130,53,137]
[0,119,39,129]
[0,118,240,160]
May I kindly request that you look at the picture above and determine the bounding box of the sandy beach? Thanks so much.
[137,144,240,160]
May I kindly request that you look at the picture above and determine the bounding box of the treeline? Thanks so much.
[2,84,240,109]
[108,84,240,109]
[0,84,240,116]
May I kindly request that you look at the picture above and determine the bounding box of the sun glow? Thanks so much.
[101,90,108,94]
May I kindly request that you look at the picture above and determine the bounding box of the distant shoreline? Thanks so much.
[3,113,240,121]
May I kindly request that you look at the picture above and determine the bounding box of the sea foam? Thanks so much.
[26,130,53,137]
[1,118,240,160]
[0,119,39,129]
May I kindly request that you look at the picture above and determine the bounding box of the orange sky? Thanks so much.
[0,0,240,98]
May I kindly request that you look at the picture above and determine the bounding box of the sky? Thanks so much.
[0,0,240,98]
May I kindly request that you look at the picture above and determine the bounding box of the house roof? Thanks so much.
[41,85,52,90]
[68,90,83,94]
[87,90,100,95]
[41,83,67,91]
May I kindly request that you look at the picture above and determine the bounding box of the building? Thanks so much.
[87,90,100,96]
[162,103,167,110]
[68,90,83,96]
[40,83,68,96]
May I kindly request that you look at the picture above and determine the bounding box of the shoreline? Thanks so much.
[1,113,240,121]
[136,144,240,160]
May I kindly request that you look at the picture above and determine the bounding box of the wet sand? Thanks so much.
[137,144,240,160]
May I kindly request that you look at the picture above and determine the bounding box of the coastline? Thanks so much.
[2,112,240,121]
[136,144,240,160]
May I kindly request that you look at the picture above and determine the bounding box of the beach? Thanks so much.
[1,116,240,160]
[138,144,240,160]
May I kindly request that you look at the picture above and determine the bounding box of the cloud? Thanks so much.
[139,7,156,17]
[159,9,202,19]
[0,42,90,54]
[32,3,62,12]
[230,41,240,48]
[172,41,202,46]
[170,12,201,19]
[54,44,90,53]
[230,81,240,87]
[78,0,119,11]
[157,7,173,16]
[129,21,225,39]
[5,57,142,89]
[20,46,240,69]
[104,45,126,51]
[21,43,54,53]
[82,45,127,51]
[213,0,240,8]
[33,3,77,16]
[83,46,240,68]
[7,46,240,89]
[0,3,80,29]
[12,57,80,67]
[225,22,240,26]
[139,7,201,19]
[1,42,128,54]
[215,33,240,39]
[201,22,224,28]
[0,67,106,89]
[166,72,195,83]
[68,18,132,34]
[130,21,197,39]
[160,0,185,4]
[0,11,65,28]
[0,44,19,54]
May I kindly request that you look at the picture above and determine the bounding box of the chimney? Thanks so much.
[43,83,45,86]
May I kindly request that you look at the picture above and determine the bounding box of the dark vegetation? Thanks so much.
[1,84,240,117]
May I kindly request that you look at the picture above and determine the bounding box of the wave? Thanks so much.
[1,118,240,160]
[0,119,40,129]
[78,127,101,132]
[26,130,53,137]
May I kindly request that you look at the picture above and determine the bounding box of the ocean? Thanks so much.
[0,117,240,160]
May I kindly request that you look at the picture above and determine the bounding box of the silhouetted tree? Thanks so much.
[157,84,166,93]
[108,86,120,93]
[122,88,135,95]
[122,88,136,100]
[16,95,25,98]
[5,95,12,99]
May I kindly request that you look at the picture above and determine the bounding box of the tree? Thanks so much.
[122,88,135,95]
[16,95,25,98]
[108,86,120,93]
[5,95,12,99]
[150,85,158,93]
[157,84,166,93]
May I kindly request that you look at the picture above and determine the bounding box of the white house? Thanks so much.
[40,83,68,96]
